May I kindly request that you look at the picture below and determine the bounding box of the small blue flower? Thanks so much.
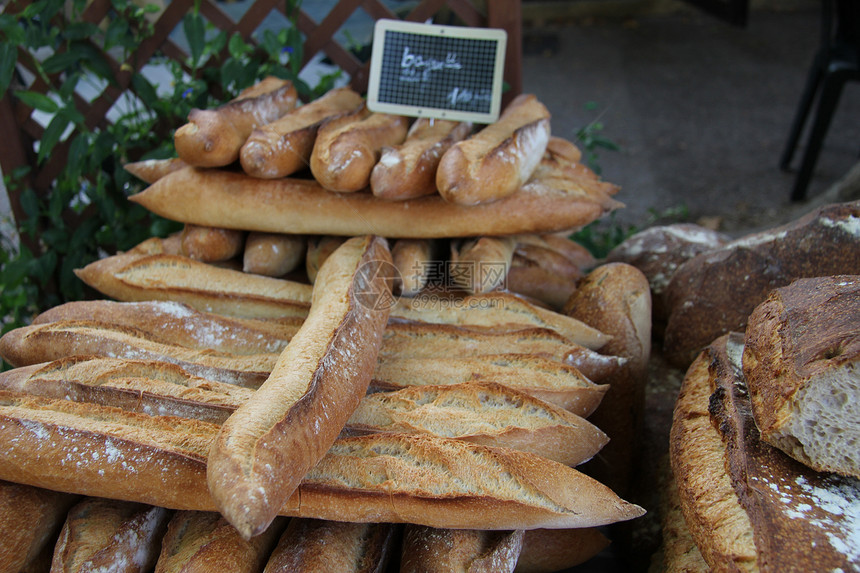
[182,88,193,99]
[282,46,294,54]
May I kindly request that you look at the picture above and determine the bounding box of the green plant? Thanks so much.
[575,101,620,175]
[0,0,336,352]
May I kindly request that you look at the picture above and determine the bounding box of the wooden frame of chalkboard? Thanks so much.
[367,19,507,124]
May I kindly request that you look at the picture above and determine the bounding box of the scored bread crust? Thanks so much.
[399,525,524,573]
[0,391,644,531]
[128,165,621,239]
[743,275,860,478]
[74,252,313,320]
[669,342,758,571]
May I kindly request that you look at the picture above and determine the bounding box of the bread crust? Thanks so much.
[391,238,435,296]
[370,118,472,200]
[242,232,306,277]
[174,77,298,168]
[400,526,524,573]
[240,86,364,179]
[514,528,610,573]
[206,235,393,538]
[180,224,245,263]
[124,157,187,184]
[128,166,621,239]
[436,94,550,205]
[449,236,517,294]
[742,275,860,478]
[310,107,409,192]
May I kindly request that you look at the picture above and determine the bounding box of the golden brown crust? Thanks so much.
[179,224,245,263]
[449,236,517,294]
[155,511,285,573]
[240,86,364,179]
[242,232,306,277]
[390,239,435,296]
[124,157,187,184]
[128,166,621,239]
[514,528,610,573]
[400,526,523,573]
[51,497,171,573]
[370,118,472,200]
[264,519,395,573]
[436,94,551,206]
[206,235,393,538]
[310,107,409,192]
[174,77,298,168]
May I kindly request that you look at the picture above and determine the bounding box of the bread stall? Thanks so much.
[1,0,859,571]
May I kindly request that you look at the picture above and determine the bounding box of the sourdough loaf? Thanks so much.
[743,275,860,478]
[663,200,860,367]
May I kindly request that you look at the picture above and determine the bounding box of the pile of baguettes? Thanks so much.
[662,275,860,571]
[0,76,650,572]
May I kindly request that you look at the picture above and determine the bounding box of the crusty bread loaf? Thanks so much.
[669,340,758,570]
[653,465,708,573]
[606,223,730,327]
[124,157,187,184]
[0,356,252,424]
[74,252,312,319]
[391,238,435,296]
[391,291,611,350]
[128,165,621,239]
[0,320,273,387]
[243,232,306,277]
[0,480,78,573]
[240,86,364,179]
[0,392,644,530]
[264,519,395,573]
[33,300,299,355]
[707,332,860,571]
[207,235,393,538]
[174,77,298,168]
[310,106,409,192]
[125,234,183,256]
[743,275,860,478]
[514,233,597,272]
[370,118,472,200]
[51,497,171,573]
[400,526,523,573]
[179,224,245,263]
[506,240,583,309]
[663,200,860,367]
[436,94,550,206]
[305,235,346,284]
[155,511,285,573]
[563,263,652,495]
[347,381,607,466]
[514,528,611,573]
[449,236,516,294]
[372,354,608,417]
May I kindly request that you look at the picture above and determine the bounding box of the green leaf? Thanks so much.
[64,22,100,41]
[228,33,251,59]
[131,73,159,108]
[0,43,16,95]
[14,90,59,113]
[184,12,206,67]
[41,50,81,75]
[76,43,115,82]
[37,113,69,163]
[29,249,57,286]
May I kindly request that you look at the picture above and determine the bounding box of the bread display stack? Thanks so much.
[0,76,652,570]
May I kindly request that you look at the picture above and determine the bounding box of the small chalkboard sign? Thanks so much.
[367,19,507,124]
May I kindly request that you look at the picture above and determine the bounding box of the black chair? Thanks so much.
[780,0,860,201]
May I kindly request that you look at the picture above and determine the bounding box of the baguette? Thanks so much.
[240,86,364,179]
[124,157,187,184]
[506,241,584,309]
[126,233,183,256]
[391,238,435,296]
[514,233,597,272]
[370,118,472,200]
[400,526,523,573]
[310,106,409,192]
[74,252,313,319]
[0,320,273,387]
[0,356,253,424]
[0,356,605,465]
[174,77,298,168]
[436,94,550,205]
[207,235,393,538]
[264,519,395,573]
[449,236,516,294]
[128,166,621,239]
[742,275,860,478]
[372,354,607,417]
[0,392,644,530]
[180,224,245,263]
[243,232,306,277]
[51,497,171,573]
[514,528,611,573]
[391,291,610,350]
[0,480,78,573]
[347,381,608,466]
[155,511,285,573]
[305,235,346,284]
